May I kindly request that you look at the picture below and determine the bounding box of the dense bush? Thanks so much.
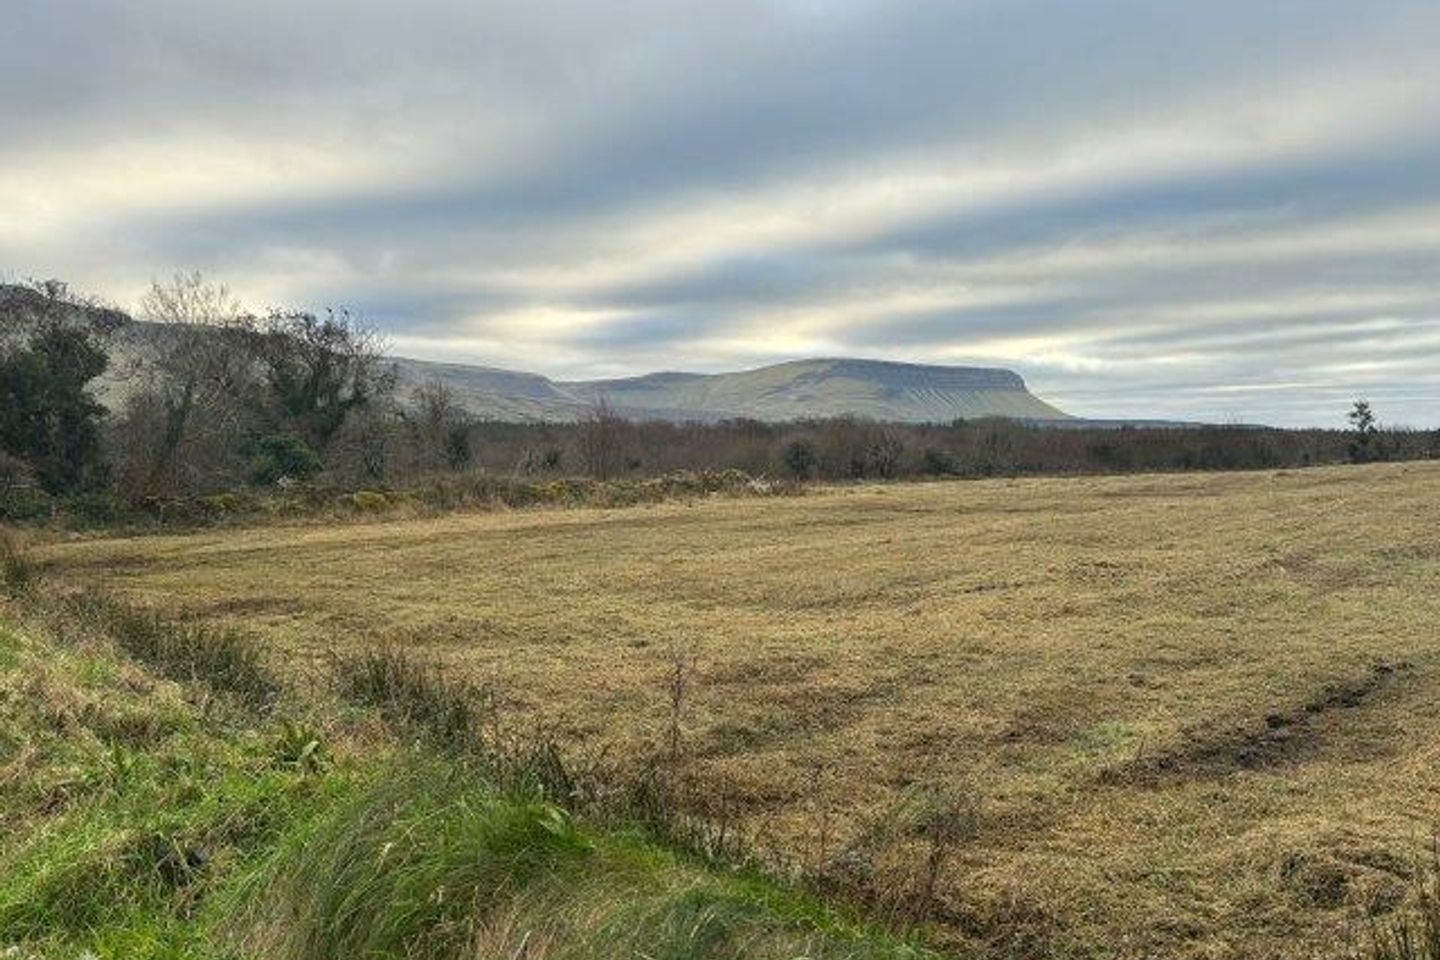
[249,434,324,486]
[782,439,818,480]
[0,281,123,493]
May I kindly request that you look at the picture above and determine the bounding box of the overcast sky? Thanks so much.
[4,1,1438,426]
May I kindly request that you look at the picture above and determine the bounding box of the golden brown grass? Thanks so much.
[38,461,1440,959]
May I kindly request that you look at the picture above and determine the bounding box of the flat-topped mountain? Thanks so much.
[395,355,1072,423]
[0,282,1070,424]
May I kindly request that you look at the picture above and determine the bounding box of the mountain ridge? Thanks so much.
[395,354,1073,423]
[0,284,1073,424]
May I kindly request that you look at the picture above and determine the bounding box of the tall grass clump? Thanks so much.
[334,646,486,751]
[332,647,575,801]
[231,759,937,960]
[231,760,591,960]
[0,532,35,597]
[68,592,278,709]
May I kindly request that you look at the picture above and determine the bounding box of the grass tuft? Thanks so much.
[231,761,590,960]
[333,646,487,751]
[332,646,579,804]
[0,532,35,597]
[68,592,279,709]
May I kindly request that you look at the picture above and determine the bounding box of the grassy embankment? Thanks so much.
[0,555,936,960]
[1,469,793,534]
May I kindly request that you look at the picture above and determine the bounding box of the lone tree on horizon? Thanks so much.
[1347,399,1379,463]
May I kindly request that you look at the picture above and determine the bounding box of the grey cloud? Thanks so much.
[3,0,1439,424]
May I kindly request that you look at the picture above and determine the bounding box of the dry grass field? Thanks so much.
[36,461,1440,959]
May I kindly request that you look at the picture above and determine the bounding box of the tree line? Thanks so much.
[1,276,405,509]
[0,275,1434,523]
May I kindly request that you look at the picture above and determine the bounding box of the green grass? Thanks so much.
[0,594,936,960]
[64,591,279,709]
[237,759,934,960]
[0,612,342,958]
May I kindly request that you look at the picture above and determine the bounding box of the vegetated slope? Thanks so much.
[388,356,594,421]
[39,461,1440,960]
[0,283,120,320]
[396,355,1073,423]
[0,595,935,960]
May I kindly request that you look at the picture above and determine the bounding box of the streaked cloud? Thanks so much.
[3,0,1438,425]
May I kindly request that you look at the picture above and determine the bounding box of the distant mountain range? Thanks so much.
[1,284,1079,424]
[392,356,1075,423]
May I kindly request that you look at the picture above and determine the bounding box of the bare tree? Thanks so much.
[121,273,257,495]
[406,379,473,473]
[577,397,626,480]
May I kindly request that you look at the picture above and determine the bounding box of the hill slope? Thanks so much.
[0,283,1069,424]
[399,356,1072,423]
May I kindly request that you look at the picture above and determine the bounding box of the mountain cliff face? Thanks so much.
[396,356,1072,423]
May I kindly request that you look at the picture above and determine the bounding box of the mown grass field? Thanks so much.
[36,461,1440,959]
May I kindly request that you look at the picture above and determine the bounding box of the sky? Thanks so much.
[3,1,1439,426]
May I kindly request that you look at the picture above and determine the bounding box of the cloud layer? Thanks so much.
[4,0,1438,425]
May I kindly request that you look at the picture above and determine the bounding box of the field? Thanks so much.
[36,461,1440,959]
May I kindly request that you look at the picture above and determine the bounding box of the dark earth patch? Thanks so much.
[1104,660,1415,784]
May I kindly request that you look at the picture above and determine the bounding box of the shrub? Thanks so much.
[0,450,35,491]
[350,490,389,512]
[866,433,905,479]
[61,490,127,525]
[0,484,52,523]
[250,434,323,486]
[198,491,247,516]
[920,448,959,476]
[535,446,564,472]
[782,440,817,481]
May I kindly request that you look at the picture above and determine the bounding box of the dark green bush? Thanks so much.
[250,434,323,486]
[0,486,52,523]
[782,440,817,480]
[920,448,959,476]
